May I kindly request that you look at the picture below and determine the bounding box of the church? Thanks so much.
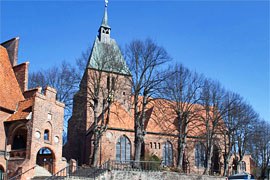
[63,3,226,176]
[0,2,255,180]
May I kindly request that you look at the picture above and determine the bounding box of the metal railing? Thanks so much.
[46,160,163,180]
[8,166,36,180]
[45,166,69,179]
[45,165,95,180]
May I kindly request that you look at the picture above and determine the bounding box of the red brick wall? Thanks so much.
[85,69,132,129]
[0,110,11,172]
[4,86,66,179]
[64,69,132,165]
[28,86,66,173]
[63,75,88,164]
[13,62,29,93]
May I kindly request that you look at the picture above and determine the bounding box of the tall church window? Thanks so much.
[162,141,173,166]
[240,161,246,171]
[116,135,131,163]
[195,143,206,167]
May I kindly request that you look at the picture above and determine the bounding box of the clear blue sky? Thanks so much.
[1,1,269,122]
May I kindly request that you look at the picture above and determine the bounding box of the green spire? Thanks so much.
[101,3,110,29]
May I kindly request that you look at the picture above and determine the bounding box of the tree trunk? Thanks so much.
[204,143,213,175]
[134,134,142,161]
[91,99,99,167]
[91,132,100,167]
[260,168,266,179]
[223,153,231,176]
[134,128,143,168]
[134,95,146,164]
[177,136,186,171]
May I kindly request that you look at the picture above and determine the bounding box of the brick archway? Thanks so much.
[36,147,55,174]
[10,124,27,151]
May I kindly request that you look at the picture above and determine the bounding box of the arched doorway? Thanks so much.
[0,165,4,180]
[36,147,55,174]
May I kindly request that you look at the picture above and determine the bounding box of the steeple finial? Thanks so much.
[101,0,110,29]
[99,0,111,42]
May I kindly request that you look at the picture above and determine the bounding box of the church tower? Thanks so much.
[64,2,132,165]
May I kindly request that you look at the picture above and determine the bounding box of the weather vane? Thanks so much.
[105,0,108,7]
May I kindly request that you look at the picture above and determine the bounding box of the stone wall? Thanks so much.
[64,170,226,180]
[106,170,226,180]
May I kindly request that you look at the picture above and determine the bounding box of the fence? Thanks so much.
[46,159,163,180]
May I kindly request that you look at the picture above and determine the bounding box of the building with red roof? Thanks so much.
[0,38,66,179]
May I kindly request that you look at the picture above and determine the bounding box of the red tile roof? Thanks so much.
[5,98,33,122]
[105,96,222,137]
[0,45,24,111]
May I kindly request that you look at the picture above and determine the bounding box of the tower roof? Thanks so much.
[87,37,131,76]
[87,2,131,76]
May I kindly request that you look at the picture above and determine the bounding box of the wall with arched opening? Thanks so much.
[7,123,28,159]
[162,141,173,167]
[115,135,131,162]
[36,147,55,174]
[10,124,27,150]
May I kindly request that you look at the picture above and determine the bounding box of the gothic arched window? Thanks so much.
[195,143,206,167]
[163,141,173,166]
[116,135,131,163]
[240,161,246,171]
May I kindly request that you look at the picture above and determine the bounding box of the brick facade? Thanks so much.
[0,39,66,179]
[13,62,29,93]
[228,154,256,175]
[63,7,227,176]
[3,87,66,180]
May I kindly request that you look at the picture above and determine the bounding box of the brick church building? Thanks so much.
[63,3,256,177]
[0,38,67,179]
[63,3,228,176]
[0,3,255,179]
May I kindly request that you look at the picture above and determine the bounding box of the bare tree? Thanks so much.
[125,38,170,163]
[198,79,234,175]
[247,119,269,178]
[159,64,203,170]
[29,60,80,128]
[232,102,258,173]
[220,92,242,176]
